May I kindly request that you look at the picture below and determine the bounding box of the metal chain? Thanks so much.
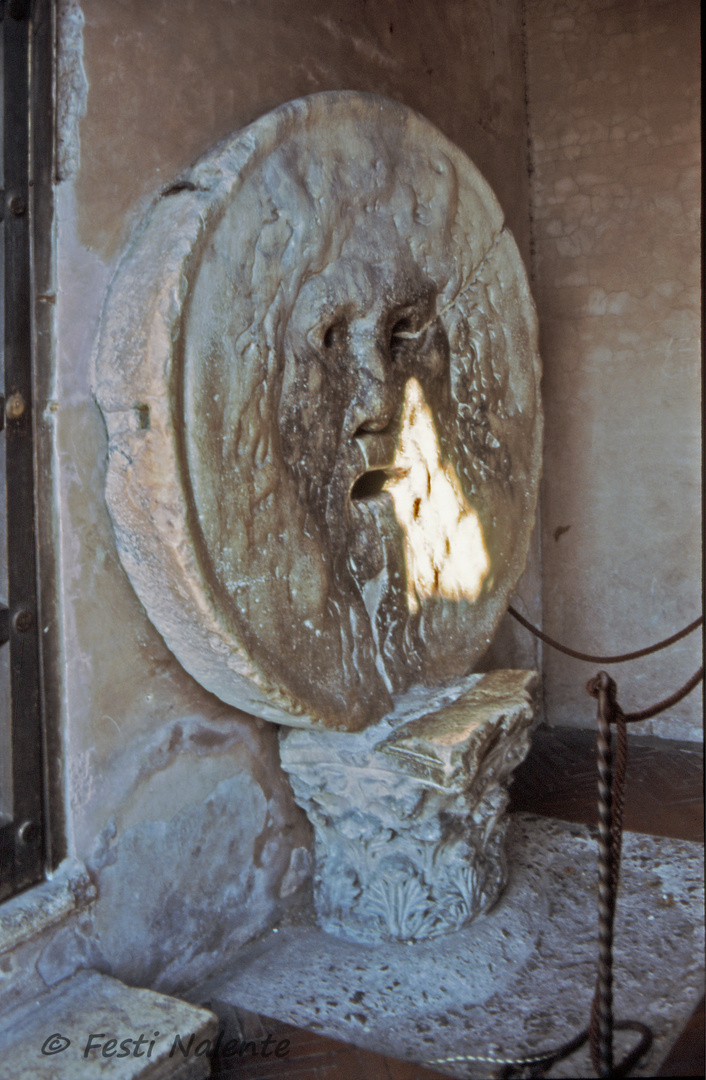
[426,1020,652,1079]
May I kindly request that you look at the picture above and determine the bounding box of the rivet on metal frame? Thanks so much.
[13,610,33,633]
[5,392,25,420]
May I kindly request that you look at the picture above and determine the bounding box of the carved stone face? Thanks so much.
[95,92,542,731]
[278,231,444,535]
[275,225,454,681]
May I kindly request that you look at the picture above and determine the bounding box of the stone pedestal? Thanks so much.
[279,670,537,943]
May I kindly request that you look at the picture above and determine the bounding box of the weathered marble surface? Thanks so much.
[279,671,537,941]
[94,91,542,731]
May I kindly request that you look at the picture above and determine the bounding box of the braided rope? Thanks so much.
[622,665,703,723]
[586,674,619,1076]
[508,608,702,665]
[420,610,700,1077]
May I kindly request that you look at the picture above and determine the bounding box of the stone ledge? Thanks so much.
[0,860,95,957]
[0,969,217,1079]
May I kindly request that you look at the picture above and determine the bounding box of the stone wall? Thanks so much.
[525,0,701,739]
[42,0,537,993]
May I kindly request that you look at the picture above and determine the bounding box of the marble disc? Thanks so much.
[94,91,542,730]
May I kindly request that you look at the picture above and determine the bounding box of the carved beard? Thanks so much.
[345,492,422,694]
[279,442,420,700]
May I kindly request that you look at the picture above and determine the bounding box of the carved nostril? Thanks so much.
[352,378,397,436]
[348,334,400,436]
[354,416,391,438]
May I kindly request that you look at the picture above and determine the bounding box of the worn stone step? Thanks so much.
[0,969,216,1079]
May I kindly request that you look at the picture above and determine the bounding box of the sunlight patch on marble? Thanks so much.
[388,378,490,613]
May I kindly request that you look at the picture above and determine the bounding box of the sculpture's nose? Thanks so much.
[348,332,398,436]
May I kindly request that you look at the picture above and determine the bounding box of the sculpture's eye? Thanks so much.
[391,315,415,341]
[323,320,347,351]
[390,311,422,358]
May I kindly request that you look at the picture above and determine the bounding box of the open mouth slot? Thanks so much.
[350,468,391,501]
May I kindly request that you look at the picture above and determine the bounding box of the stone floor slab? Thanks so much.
[197,814,704,1078]
[0,969,217,1079]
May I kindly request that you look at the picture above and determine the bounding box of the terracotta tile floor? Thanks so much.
[212,725,704,1079]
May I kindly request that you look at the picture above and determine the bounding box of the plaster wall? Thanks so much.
[525,0,702,739]
[42,0,537,995]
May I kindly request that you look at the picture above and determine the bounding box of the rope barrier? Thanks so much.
[423,609,702,1078]
[515,609,701,1075]
[622,665,704,723]
[507,607,702,665]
